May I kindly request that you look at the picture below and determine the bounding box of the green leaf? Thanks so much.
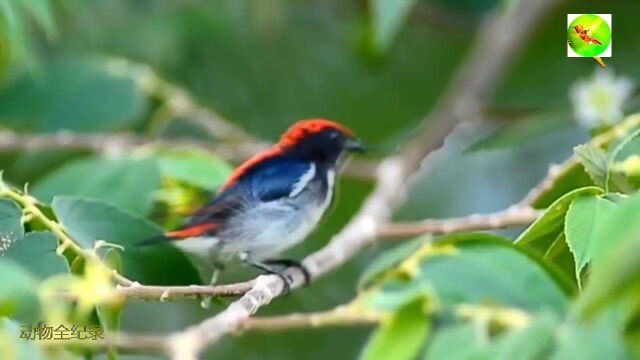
[516,186,603,254]
[552,315,632,360]
[0,199,24,247]
[373,234,569,314]
[577,238,640,317]
[425,314,557,360]
[574,144,608,188]
[488,313,557,360]
[0,259,40,323]
[530,164,595,209]
[564,196,616,279]
[4,231,70,279]
[362,299,429,360]
[156,148,232,190]
[0,318,47,360]
[0,57,148,133]
[423,324,478,360]
[465,111,573,153]
[34,157,161,215]
[370,0,417,52]
[607,129,640,193]
[359,237,426,289]
[52,196,200,285]
[590,191,640,262]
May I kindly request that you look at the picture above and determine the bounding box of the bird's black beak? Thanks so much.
[345,138,366,153]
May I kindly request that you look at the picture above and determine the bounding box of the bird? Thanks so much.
[145,119,364,290]
[574,24,603,45]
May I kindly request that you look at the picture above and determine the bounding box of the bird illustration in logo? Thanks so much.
[574,24,603,45]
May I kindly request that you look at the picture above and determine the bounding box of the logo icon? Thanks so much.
[567,14,611,66]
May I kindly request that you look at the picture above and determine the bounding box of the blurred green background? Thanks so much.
[1,0,639,359]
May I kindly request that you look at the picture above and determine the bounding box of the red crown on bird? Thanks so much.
[218,119,354,193]
[278,119,355,149]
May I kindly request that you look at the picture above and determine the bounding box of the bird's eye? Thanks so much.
[329,130,340,139]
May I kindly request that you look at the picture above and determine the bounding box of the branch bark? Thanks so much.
[378,206,541,239]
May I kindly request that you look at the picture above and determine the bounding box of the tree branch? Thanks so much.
[115,280,255,300]
[378,206,541,239]
[0,130,377,180]
[237,305,381,333]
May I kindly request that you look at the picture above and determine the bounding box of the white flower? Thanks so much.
[570,68,635,128]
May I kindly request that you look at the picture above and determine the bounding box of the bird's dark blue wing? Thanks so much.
[183,158,313,229]
[246,158,314,202]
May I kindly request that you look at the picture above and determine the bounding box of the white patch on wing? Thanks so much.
[322,169,335,211]
[289,163,316,198]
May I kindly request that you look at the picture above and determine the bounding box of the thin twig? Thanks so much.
[116,280,255,300]
[378,206,541,239]
[237,305,381,333]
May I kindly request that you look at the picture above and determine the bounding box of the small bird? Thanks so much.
[149,119,364,288]
[574,24,603,45]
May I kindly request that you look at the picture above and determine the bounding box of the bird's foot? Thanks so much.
[263,259,311,286]
[247,260,303,294]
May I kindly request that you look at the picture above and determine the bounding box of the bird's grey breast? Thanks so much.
[219,165,335,259]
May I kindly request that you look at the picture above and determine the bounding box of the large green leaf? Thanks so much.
[0,199,24,246]
[590,191,640,261]
[607,129,640,192]
[361,299,429,360]
[424,313,557,360]
[574,144,608,189]
[530,164,595,209]
[372,234,569,314]
[0,259,40,323]
[34,157,161,215]
[359,238,426,289]
[4,231,70,279]
[551,314,632,360]
[0,57,148,132]
[156,148,232,190]
[51,196,200,285]
[564,195,616,279]
[516,186,603,253]
[577,240,640,317]
[0,318,47,360]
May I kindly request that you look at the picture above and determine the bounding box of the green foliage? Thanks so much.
[0,57,148,133]
[574,144,609,188]
[33,157,160,215]
[156,148,232,191]
[34,157,161,215]
[4,231,70,279]
[0,199,24,243]
[0,318,48,360]
[365,234,570,314]
[564,195,615,279]
[52,196,200,285]
[0,259,40,323]
[516,186,603,253]
[361,299,429,360]
[2,1,640,358]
